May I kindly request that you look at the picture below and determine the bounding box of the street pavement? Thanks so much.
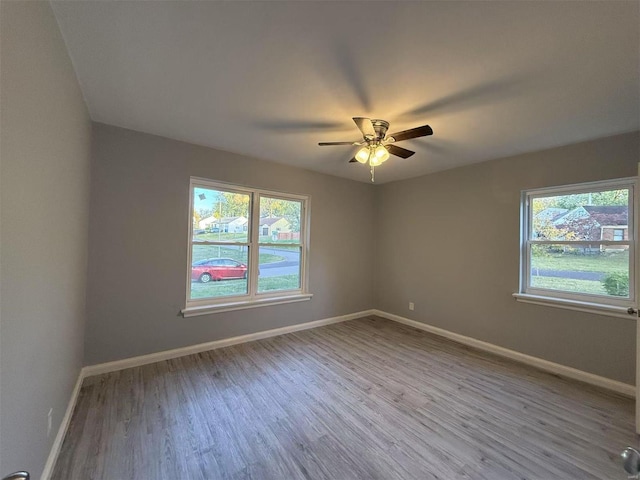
[259,246,300,278]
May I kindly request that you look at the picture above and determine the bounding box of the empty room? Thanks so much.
[2,1,640,479]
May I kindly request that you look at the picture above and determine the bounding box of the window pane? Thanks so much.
[530,245,629,298]
[190,245,248,299]
[531,189,628,241]
[193,187,250,243]
[613,229,626,241]
[258,245,300,293]
[259,196,302,244]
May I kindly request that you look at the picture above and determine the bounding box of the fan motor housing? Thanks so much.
[371,119,389,140]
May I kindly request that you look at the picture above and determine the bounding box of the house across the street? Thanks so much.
[199,216,248,233]
[259,217,291,236]
[536,205,628,250]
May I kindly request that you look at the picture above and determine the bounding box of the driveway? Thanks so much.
[260,246,300,278]
[533,269,605,281]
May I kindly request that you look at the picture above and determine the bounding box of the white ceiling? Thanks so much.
[51,1,639,184]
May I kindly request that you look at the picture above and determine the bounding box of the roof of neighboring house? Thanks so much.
[582,206,627,226]
[535,208,569,222]
[260,217,288,226]
[218,216,247,224]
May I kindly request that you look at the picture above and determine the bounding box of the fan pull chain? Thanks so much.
[370,165,375,183]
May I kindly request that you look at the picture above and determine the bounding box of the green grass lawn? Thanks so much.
[195,232,300,244]
[530,250,630,297]
[196,232,247,242]
[530,276,608,295]
[256,274,300,292]
[531,250,628,273]
[192,245,283,264]
[190,274,300,299]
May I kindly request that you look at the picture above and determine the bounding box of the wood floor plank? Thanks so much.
[51,316,637,479]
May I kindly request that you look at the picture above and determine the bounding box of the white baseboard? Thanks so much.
[40,370,85,480]
[82,309,375,378]
[373,309,635,398]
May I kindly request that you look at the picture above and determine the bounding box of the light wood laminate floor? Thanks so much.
[52,316,637,479]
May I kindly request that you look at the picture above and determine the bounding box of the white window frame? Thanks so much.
[514,177,637,318]
[182,178,312,317]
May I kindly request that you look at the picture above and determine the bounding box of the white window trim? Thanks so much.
[516,177,637,316]
[512,293,633,320]
[182,177,311,317]
[182,293,313,317]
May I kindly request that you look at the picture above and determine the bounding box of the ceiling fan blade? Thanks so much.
[352,117,376,138]
[318,141,359,146]
[386,144,415,159]
[349,157,358,163]
[388,124,433,142]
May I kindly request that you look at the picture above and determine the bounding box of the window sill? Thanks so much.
[181,293,313,317]
[512,293,635,320]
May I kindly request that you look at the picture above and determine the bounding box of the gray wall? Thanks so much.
[375,131,640,384]
[85,123,375,364]
[0,2,91,477]
[87,124,639,385]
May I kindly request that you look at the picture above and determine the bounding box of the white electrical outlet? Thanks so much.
[409,302,415,311]
[47,408,53,437]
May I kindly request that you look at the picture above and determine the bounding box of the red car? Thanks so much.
[191,258,247,283]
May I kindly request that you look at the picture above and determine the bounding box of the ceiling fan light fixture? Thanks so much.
[355,146,370,163]
[374,145,390,163]
[318,117,433,181]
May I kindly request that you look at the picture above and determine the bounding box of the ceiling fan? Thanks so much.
[318,117,433,181]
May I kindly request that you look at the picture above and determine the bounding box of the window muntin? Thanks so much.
[187,179,309,309]
[521,178,635,306]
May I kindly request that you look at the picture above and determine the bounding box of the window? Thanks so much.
[518,178,635,311]
[183,178,311,316]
